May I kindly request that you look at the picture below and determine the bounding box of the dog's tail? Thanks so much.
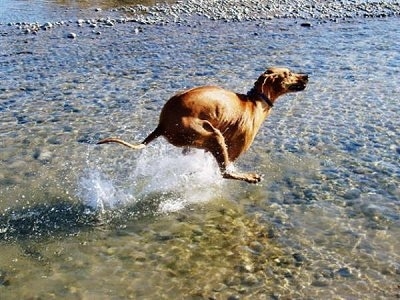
[97,126,163,150]
[97,138,146,150]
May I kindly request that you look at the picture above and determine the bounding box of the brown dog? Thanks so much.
[98,67,308,183]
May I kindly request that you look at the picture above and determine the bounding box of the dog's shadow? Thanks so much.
[0,195,166,243]
[0,200,97,242]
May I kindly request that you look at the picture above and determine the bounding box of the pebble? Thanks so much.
[292,252,305,266]
[155,231,174,241]
[35,149,53,164]
[212,282,227,292]
[241,273,259,285]
[0,270,10,286]
[9,0,400,35]
[311,279,331,287]
[67,32,77,39]
[300,22,312,27]
[40,22,53,30]
[249,241,264,253]
[336,267,353,278]
[343,188,361,200]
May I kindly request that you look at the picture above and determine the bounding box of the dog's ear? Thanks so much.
[264,68,275,75]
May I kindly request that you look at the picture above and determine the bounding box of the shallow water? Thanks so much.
[1,6,400,300]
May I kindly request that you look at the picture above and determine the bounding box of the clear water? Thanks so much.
[0,5,399,299]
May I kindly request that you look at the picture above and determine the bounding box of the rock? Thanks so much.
[104,20,114,27]
[67,32,77,39]
[343,188,361,199]
[300,22,312,27]
[249,241,264,253]
[336,267,352,278]
[0,270,10,286]
[312,279,330,287]
[293,252,305,266]
[241,273,259,286]
[46,136,62,145]
[155,231,174,241]
[40,22,53,30]
[212,282,227,292]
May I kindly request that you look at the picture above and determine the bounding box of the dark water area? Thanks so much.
[0,1,399,299]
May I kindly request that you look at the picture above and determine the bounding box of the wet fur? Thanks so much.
[98,67,308,183]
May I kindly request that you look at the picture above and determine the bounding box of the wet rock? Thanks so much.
[241,273,259,286]
[292,252,305,266]
[33,148,53,163]
[40,22,53,30]
[46,136,62,145]
[343,188,361,200]
[67,32,77,39]
[336,267,352,278]
[224,275,241,287]
[15,114,29,124]
[212,282,227,292]
[300,22,312,27]
[63,125,73,132]
[104,20,115,27]
[311,279,330,287]
[0,270,10,286]
[155,231,174,241]
[236,263,254,273]
[248,241,264,253]
[63,103,80,113]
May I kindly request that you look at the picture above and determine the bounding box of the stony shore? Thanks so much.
[6,0,400,35]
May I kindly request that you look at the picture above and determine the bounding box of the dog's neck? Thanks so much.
[247,88,274,108]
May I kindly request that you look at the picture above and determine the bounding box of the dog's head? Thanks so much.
[254,67,308,102]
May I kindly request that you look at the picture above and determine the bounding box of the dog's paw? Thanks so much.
[223,171,263,184]
[244,173,263,184]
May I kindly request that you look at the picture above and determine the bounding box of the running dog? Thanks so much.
[97,67,308,183]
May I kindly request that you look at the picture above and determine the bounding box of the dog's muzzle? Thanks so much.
[289,74,308,91]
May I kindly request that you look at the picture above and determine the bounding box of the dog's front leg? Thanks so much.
[222,170,262,184]
[193,120,262,184]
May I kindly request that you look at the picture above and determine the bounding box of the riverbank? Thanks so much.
[4,0,400,35]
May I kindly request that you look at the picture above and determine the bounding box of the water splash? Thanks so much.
[78,144,224,214]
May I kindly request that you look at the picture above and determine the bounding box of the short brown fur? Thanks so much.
[98,67,308,183]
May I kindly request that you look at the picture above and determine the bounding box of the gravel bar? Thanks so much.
[6,0,400,35]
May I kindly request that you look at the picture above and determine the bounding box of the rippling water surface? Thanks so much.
[0,6,399,299]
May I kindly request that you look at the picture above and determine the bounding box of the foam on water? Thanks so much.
[78,143,224,214]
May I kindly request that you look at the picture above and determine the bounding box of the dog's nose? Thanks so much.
[302,74,309,81]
